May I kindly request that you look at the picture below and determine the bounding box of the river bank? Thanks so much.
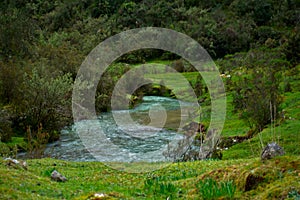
[1,155,299,199]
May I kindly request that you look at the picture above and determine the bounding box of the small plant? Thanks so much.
[288,190,300,200]
[197,178,236,200]
[43,168,56,177]
[26,124,49,159]
[144,175,178,198]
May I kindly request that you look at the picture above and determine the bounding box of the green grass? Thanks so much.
[0,156,299,199]
[6,137,27,149]
[196,178,236,199]
[223,83,300,160]
[220,95,249,137]
[145,71,199,102]
[224,95,300,158]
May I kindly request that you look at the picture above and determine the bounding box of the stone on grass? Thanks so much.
[4,158,27,170]
[88,193,108,200]
[51,170,67,182]
[261,142,285,160]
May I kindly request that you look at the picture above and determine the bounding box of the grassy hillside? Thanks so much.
[0,156,299,199]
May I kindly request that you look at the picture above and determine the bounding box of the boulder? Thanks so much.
[51,170,67,182]
[261,142,285,160]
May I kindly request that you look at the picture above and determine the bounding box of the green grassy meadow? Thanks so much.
[0,156,299,199]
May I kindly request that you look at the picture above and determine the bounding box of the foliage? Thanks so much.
[223,89,300,160]
[144,175,178,198]
[288,190,300,199]
[96,63,131,112]
[0,142,11,157]
[16,68,72,141]
[0,3,38,59]
[1,0,298,59]
[0,108,13,142]
[0,137,22,158]
[96,63,153,111]
[26,124,49,159]
[283,27,300,65]
[36,42,84,78]
[230,48,289,132]
[194,74,206,100]
[231,0,274,26]
[197,178,236,199]
[0,61,24,105]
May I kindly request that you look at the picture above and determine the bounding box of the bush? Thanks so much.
[282,27,300,64]
[231,48,289,132]
[0,142,11,157]
[16,68,73,141]
[26,124,49,158]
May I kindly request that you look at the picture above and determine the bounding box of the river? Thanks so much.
[43,96,195,162]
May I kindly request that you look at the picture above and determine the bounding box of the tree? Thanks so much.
[232,48,289,134]
[0,4,37,59]
[0,61,23,104]
[0,108,13,142]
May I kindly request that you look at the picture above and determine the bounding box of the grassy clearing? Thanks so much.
[0,156,299,199]
[145,71,199,101]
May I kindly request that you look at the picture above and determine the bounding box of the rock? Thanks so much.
[51,170,67,182]
[182,122,205,134]
[88,193,108,200]
[4,158,27,170]
[163,126,221,162]
[94,193,106,197]
[261,142,285,160]
[94,193,107,199]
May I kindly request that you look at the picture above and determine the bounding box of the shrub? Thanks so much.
[16,68,73,141]
[231,48,289,133]
[26,124,49,159]
[0,142,12,157]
